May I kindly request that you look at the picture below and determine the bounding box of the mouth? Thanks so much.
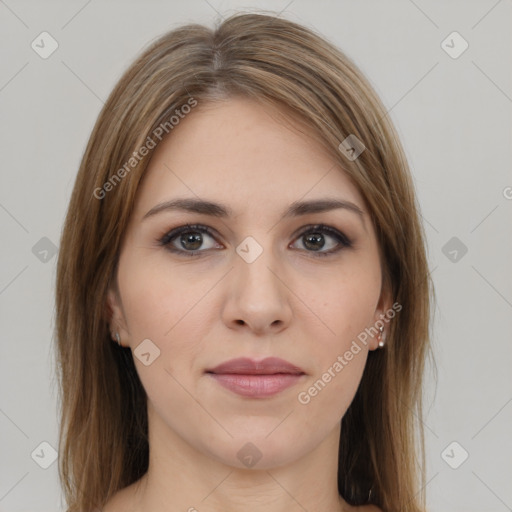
[205,357,306,398]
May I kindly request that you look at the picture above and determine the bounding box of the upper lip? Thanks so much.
[206,357,305,375]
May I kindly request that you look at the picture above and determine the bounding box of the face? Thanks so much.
[107,97,390,470]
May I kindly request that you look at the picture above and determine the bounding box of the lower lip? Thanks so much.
[208,373,304,398]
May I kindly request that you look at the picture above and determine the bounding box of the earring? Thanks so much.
[377,325,385,348]
[111,331,121,346]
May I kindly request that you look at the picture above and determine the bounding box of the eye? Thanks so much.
[158,224,222,257]
[158,223,352,258]
[290,224,352,257]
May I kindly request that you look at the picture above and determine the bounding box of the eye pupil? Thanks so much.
[181,232,202,250]
[303,232,325,251]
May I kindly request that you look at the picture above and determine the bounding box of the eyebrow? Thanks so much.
[143,197,365,225]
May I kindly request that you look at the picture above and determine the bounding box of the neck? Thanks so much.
[129,409,349,512]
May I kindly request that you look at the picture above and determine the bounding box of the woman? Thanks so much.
[55,12,434,512]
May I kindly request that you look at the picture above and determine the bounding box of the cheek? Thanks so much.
[295,285,372,426]
[314,266,382,350]
[118,253,217,392]
[118,252,207,339]
[295,262,380,412]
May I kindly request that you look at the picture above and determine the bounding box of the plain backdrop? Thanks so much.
[0,1,511,511]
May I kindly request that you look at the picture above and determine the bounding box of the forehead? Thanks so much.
[132,97,366,222]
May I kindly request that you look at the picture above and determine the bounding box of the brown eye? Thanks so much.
[159,223,352,258]
[159,224,222,256]
[290,225,352,257]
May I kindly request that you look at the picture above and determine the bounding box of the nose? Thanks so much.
[221,246,292,335]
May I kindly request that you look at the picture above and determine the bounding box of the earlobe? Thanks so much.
[105,287,129,345]
[373,284,393,350]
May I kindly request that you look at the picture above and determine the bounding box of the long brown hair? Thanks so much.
[54,12,435,512]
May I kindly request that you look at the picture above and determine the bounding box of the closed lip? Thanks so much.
[206,357,305,375]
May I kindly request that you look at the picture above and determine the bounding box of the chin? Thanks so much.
[202,430,313,471]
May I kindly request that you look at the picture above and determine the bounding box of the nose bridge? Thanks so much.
[235,233,283,297]
[222,233,292,333]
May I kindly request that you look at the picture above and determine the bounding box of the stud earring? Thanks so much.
[377,325,385,348]
[112,331,121,346]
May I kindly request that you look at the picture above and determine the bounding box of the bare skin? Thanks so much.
[104,97,388,512]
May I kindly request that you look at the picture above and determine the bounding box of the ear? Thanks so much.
[370,279,393,350]
[105,285,130,346]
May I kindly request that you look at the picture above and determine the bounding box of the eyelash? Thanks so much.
[158,223,353,258]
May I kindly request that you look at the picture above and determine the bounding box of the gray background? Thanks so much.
[0,1,511,511]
